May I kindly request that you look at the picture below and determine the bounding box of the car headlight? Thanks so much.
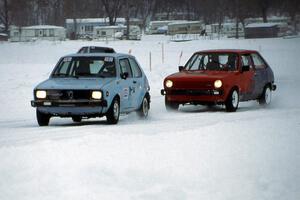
[92,91,102,99]
[214,80,222,88]
[36,90,47,99]
[165,80,173,88]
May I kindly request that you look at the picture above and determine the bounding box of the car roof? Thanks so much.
[195,49,258,54]
[77,46,116,53]
[64,53,132,58]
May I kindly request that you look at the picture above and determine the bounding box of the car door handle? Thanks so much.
[133,80,137,84]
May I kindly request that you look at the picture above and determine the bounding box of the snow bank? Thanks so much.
[0,36,299,200]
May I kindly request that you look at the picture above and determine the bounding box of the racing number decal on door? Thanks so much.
[123,88,129,99]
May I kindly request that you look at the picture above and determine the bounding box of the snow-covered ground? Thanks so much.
[0,36,299,200]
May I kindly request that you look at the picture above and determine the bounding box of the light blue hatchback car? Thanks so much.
[31,52,150,126]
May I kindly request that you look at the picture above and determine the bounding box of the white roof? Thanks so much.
[168,21,201,26]
[94,25,126,30]
[246,23,279,28]
[66,18,125,24]
[24,25,65,29]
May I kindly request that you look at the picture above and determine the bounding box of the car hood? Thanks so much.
[165,70,234,89]
[35,77,114,90]
[166,70,232,80]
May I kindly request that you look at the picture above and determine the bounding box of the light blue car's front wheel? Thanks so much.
[36,109,50,126]
[106,98,120,124]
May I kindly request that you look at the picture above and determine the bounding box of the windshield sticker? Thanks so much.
[63,57,72,62]
[104,57,114,62]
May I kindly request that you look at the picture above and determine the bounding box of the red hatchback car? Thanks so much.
[161,49,276,112]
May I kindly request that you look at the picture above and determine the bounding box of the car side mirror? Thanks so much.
[178,66,184,72]
[242,65,250,72]
[121,72,129,79]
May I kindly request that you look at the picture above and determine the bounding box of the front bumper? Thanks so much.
[31,99,108,116]
[31,99,107,107]
[161,88,225,104]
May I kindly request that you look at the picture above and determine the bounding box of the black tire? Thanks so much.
[225,88,239,112]
[36,109,50,126]
[259,85,272,105]
[165,96,179,111]
[137,96,150,118]
[72,116,82,123]
[106,98,120,124]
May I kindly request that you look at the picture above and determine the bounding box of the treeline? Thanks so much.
[0,0,299,33]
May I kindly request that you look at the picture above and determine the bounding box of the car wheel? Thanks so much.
[165,96,179,111]
[259,85,272,105]
[36,109,50,126]
[138,96,149,118]
[72,116,82,123]
[106,98,120,124]
[225,89,239,112]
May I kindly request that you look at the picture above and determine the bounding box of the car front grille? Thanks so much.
[46,90,92,100]
[167,89,223,96]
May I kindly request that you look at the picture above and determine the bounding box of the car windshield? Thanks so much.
[52,56,116,78]
[185,53,238,71]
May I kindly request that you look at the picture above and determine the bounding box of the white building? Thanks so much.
[210,23,244,38]
[65,18,126,39]
[147,21,172,34]
[168,21,203,35]
[10,25,66,42]
[93,25,141,40]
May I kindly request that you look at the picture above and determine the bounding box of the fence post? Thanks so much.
[162,42,164,64]
[149,51,152,72]
[178,51,183,66]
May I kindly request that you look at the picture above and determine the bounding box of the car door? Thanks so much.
[128,57,144,109]
[250,53,267,97]
[119,58,135,111]
[239,54,255,100]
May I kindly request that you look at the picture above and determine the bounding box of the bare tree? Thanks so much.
[0,0,9,33]
[101,0,123,25]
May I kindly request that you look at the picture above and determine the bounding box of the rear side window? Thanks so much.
[129,58,142,78]
[119,58,132,78]
[251,53,266,69]
[241,55,254,69]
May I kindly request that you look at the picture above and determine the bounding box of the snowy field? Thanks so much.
[0,35,299,200]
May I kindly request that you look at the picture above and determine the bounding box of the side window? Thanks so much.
[241,55,253,70]
[57,61,70,74]
[129,58,142,78]
[187,54,201,70]
[251,53,266,69]
[119,58,132,78]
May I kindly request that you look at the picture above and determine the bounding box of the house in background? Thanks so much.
[9,25,66,42]
[65,18,126,39]
[210,23,244,38]
[0,24,5,32]
[168,21,203,35]
[147,21,172,34]
[245,23,280,38]
[0,33,8,41]
[93,25,141,40]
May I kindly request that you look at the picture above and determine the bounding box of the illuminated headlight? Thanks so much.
[36,90,47,99]
[165,80,173,88]
[214,80,222,88]
[92,91,102,99]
